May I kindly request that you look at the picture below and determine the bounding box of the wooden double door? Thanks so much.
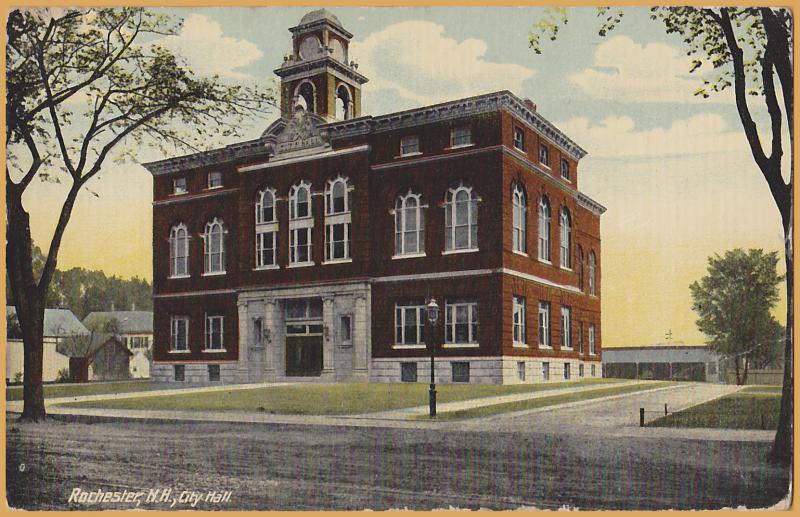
[285,335,323,377]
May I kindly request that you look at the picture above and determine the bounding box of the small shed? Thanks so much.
[602,345,724,383]
[57,333,132,383]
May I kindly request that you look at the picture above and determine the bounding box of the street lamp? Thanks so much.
[426,298,440,417]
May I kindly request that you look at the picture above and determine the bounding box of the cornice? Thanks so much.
[274,56,368,85]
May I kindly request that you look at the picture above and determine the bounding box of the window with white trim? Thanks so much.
[579,364,584,377]
[561,158,571,181]
[173,177,188,195]
[169,224,189,277]
[394,191,425,256]
[517,361,526,381]
[445,183,478,251]
[445,301,478,344]
[170,316,188,351]
[589,323,596,355]
[450,126,472,147]
[512,184,527,253]
[578,321,584,354]
[538,301,550,348]
[539,143,550,166]
[395,302,426,346]
[561,306,571,349]
[400,135,420,156]
[564,363,571,380]
[256,188,277,268]
[513,296,526,344]
[591,364,596,377]
[560,207,572,269]
[205,314,224,350]
[538,196,551,261]
[588,251,597,296]
[289,181,313,265]
[513,126,525,151]
[542,362,550,381]
[208,171,223,189]
[577,246,585,292]
[203,218,225,274]
[325,177,352,261]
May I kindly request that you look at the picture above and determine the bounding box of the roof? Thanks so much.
[56,332,131,359]
[602,345,720,364]
[6,306,89,337]
[83,311,153,334]
[299,9,342,28]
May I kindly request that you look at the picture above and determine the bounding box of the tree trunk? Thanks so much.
[734,356,743,385]
[771,221,793,465]
[741,354,749,386]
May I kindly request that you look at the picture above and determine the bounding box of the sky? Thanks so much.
[18,7,788,347]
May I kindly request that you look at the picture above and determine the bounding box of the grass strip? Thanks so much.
[413,382,669,421]
[57,378,622,415]
[648,392,780,430]
[740,385,782,394]
[6,380,156,401]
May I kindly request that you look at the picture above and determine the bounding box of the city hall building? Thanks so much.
[144,9,604,385]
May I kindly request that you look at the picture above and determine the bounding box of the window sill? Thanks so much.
[168,350,191,354]
[562,347,573,352]
[287,261,315,268]
[171,191,188,197]
[289,216,313,223]
[442,248,479,256]
[512,144,525,154]
[538,345,553,350]
[540,162,551,170]
[202,271,227,277]
[168,274,191,280]
[442,343,479,349]
[512,343,529,349]
[560,265,573,272]
[392,344,427,350]
[254,265,279,271]
[203,349,227,353]
[512,250,529,258]
[396,151,423,159]
[538,258,553,266]
[392,252,426,260]
[206,185,224,191]
[561,176,572,183]
[445,143,474,151]
[322,258,353,265]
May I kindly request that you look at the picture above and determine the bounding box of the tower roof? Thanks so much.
[299,8,342,27]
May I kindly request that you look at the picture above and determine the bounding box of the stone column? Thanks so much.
[322,295,335,378]
[353,293,368,380]
[263,298,276,379]
[237,299,249,383]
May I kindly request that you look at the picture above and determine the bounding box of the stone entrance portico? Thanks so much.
[237,281,370,383]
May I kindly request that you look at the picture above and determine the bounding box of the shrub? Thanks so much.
[55,368,70,383]
[13,371,22,383]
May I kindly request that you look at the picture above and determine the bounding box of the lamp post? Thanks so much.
[426,298,440,417]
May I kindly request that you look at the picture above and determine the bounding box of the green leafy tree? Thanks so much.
[6,8,274,421]
[530,6,792,464]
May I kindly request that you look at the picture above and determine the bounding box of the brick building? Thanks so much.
[144,9,604,385]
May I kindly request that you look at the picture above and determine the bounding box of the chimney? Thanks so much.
[523,98,537,112]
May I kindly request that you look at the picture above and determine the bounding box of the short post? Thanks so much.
[761,412,765,430]
[640,407,645,427]
[664,403,668,416]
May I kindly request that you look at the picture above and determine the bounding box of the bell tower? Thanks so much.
[274,9,368,122]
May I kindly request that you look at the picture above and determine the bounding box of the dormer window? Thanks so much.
[561,158,571,181]
[450,126,472,147]
[208,172,223,189]
[173,177,188,195]
[400,135,420,156]
[513,127,525,151]
[539,144,550,167]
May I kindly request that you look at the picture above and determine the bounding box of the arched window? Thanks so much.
[336,85,352,120]
[445,183,479,251]
[169,223,189,277]
[289,181,313,265]
[256,188,275,224]
[325,177,352,261]
[588,251,597,296]
[577,246,585,292]
[395,191,425,256]
[255,188,277,269]
[203,218,226,274]
[512,184,527,253]
[294,81,315,114]
[538,196,551,261]
[560,207,572,269]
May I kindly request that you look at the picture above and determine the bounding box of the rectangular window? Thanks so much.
[564,363,571,380]
[538,301,550,348]
[513,126,525,151]
[450,126,472,147]
[401,362,418,382]
[171,317,188,351]
[589,324,596,355]
[395,303,426,345]
[173,365,185,382]
[578,322,584,354]
[131,336,141,349]
[445,301,478,344]
[400,135,420,156]
[452,362,470,383]
[208,364,220,382]
[561,158,570,180]
[539,143,550,166]
[173,177,188,195]
[561,306,572,349]
[256,230,276,268]
[517,361,526,381]
[591,364,596,377]
[325,222,351,260]
[339,315,352,343]
[513,296,526,344]
[208,171,223,188]
[205,314,224,350]
[579,364,584,378]
[542,362,550,381]
[290,227,312,264]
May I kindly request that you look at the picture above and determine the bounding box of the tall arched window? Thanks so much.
[325,176,352,261]
[294,81,315,114]
[203,218,226,274]
[577,246,585,292]
[588,251,597,296]
[394,191,425,256]
[512,184,527,254]
[538,196,551,261]
[445,183,479,251]
[336,85,352,120]
[169,223,189,277]
[289,181,313,265]
[255,188,277,269]
[560,207,572,269]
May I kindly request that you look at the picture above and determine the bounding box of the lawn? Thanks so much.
[740,385,782,394]
[59,378,621,415]
[419,382,668,421]
[648,392,781,430]
[6,380,157,401]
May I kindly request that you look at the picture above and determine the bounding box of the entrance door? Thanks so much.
[285,335,323,376]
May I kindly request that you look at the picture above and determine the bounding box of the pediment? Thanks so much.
[261,110,331,161]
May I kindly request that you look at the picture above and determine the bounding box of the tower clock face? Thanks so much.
[299,36,322,59]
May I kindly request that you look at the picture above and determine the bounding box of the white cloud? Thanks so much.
[152,14,262,80]
[570,36,729,104]
[351,21,535,106]
[558,113,746,158]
